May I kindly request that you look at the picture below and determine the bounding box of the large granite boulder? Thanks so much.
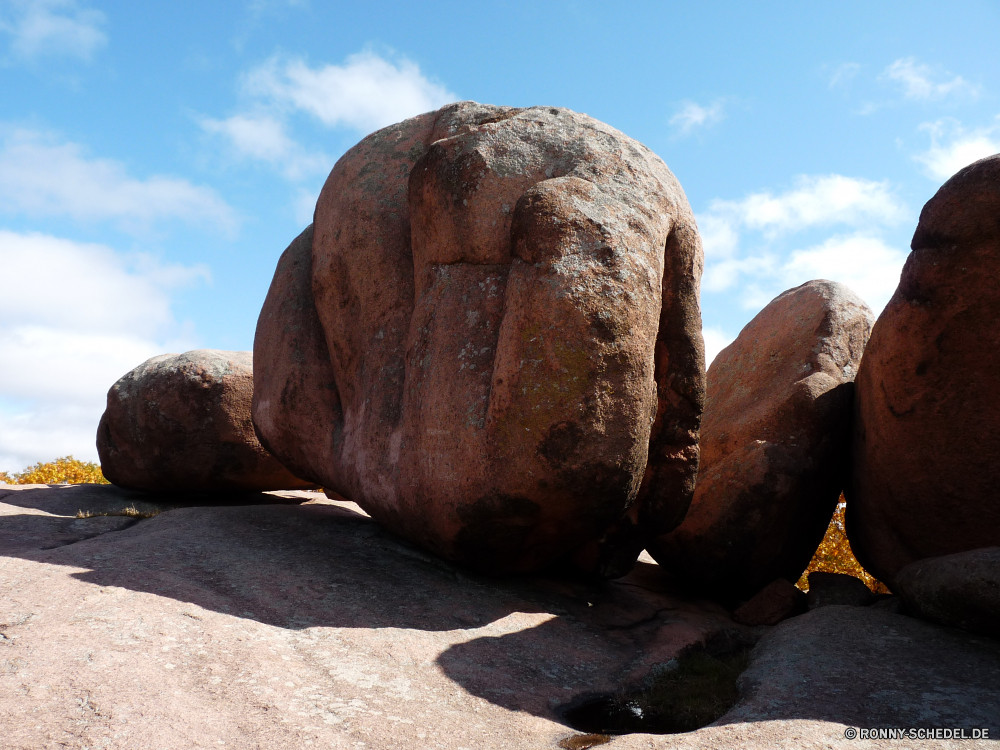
[97,350,315,492]
[895,547,1000,639]
[848,154,1000,588]
[648,281,873,600]
[254,102,705,575]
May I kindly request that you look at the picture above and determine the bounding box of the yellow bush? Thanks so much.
[797,494,889,594]
[0,456,109,485]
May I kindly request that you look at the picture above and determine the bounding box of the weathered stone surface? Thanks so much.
[648,281,873,600]
[895,547,1000,639]
[848,155,1000,587]
[98,350,315,493]
[254,102,705,575]
[0,484,750,750]
[668,606,1000,749]
[806,572,875,610]
[4,485,994,749]
[733,578,807,626]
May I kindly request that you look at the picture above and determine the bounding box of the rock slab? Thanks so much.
[848,154,1000,587]
[98,349,314,492]
[895,546,1000,639]
[254,102,705,575]
[649,280,873,600]
[0,483,747,750]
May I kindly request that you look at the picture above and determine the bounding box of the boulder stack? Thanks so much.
[649,280,873,601]
[97,350,314,492]
[253,102,706,574]
[848,154,1000,588]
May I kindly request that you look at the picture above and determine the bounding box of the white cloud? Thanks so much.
[780,234,907,314]
[244,50,457,134]
[0,128,238,233]
[0,0,106,60]
[706,174,907,237]
[698,174,910,315]
[669,100,725,135]
[200,113,330,181]
[0,230,204,471]
[881,57,979,101]
[915,118,1000,181]
[702,326,733,368]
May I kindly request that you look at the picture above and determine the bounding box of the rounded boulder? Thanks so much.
[98,350,315,492]
[253,102,706,574]
[848,154,1000,587]
[649,280,873,601]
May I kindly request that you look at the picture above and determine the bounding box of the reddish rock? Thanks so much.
[98,350,315,492]
[254,102,705,574]
[733,578,807,626]
[648,280,874,601]
[895,547,1000,639]
[848,155,1000,588]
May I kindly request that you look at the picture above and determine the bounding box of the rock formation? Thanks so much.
[895,547,1000,639]
[648,280,873,600]
[97,349,314,492]
[254,102,705,575]
[848,154,1000,587]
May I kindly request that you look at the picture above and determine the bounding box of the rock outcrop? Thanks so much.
[895,547,1000,639]
[848,154,1000,587]
[648,280,873,600]
[98,350,314,492]
[254,102,705,575]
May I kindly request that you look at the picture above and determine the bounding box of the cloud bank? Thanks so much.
[0,230,206,471]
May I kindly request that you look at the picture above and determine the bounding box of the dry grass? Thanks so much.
[797,494,890,594]
[76,506,161,520]
[0,456,109,485]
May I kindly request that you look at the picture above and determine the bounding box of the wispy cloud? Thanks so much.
[200,113,330,181]
[0,127,238,233]
[0,229,205,470]
[881,57,979,101]
[669,99,725,136]
[828,62,861,88]
[915,117,1000,181]
[0,0,106,61]
[699,174,909,315]
[244,50,457,134]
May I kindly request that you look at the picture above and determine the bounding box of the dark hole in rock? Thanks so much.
[559,645,752,735]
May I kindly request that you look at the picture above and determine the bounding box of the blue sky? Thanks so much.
[1,0,998,470]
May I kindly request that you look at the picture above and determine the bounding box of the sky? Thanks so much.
[0,0,998,471]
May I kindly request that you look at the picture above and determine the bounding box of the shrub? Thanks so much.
[0,456,109,485]
[797,494,889,594]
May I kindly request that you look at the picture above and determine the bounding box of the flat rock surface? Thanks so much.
[2,484,748,750]
[4,485,996,749]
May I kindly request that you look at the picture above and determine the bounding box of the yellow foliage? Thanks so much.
[797,494,889,594]
[0,456,109,485]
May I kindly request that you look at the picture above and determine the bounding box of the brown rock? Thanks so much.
[648,280,874,600]
[805,571,874,610]
[733,578,807,626]
[848,154,1000,587]
[895,547,1000,639]
[254,102,705,575]
[97,349,314,492]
